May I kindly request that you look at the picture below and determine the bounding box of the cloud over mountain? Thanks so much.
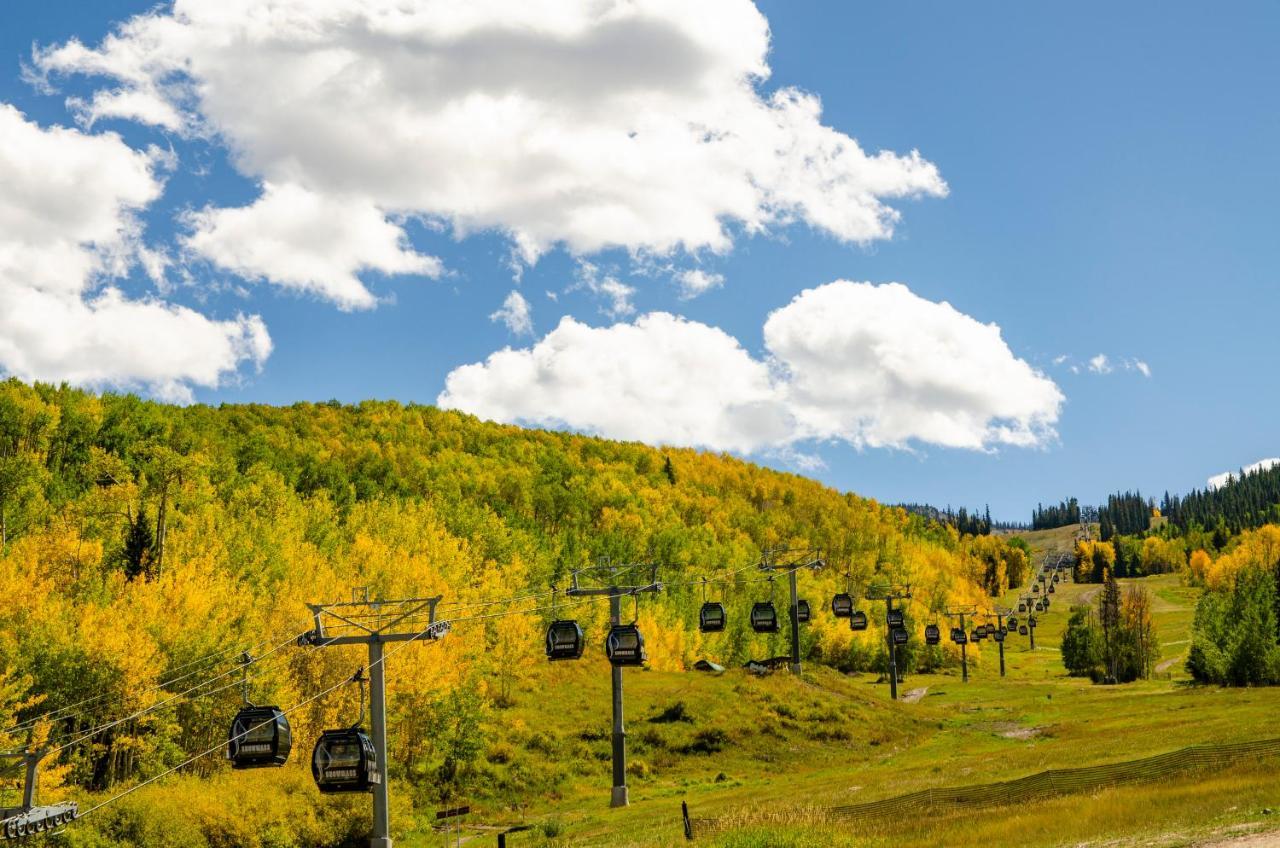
[0,104,269,401]
[439,281,1062,455]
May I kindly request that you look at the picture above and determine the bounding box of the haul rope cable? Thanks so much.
[2,630,292,737]
[42,627,320,758]
[72,591,601,824]
[72,665,363,822]
[44,655,296,758]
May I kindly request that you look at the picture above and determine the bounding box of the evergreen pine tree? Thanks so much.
[1099,569,1122,683]
[122,505,154,581]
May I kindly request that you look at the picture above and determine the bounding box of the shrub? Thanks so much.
[648,700,693,724]
[682,728,729,755]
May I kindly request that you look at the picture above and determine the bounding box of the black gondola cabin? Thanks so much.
[751,601,779,633]
[796,599,811,623]
[312,728,380,793]
[699,602,726,633]
[605,624,647,666]
[831,593,853,618]
[924,624,941,645]
[227,705,292,769]
[1019,625,1029,636]
[891,626,909,645]
[546,619,585,660]
[850,610,868,631]
[887,609,905,628]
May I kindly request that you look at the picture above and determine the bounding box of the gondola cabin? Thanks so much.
[1018,602,1027,613]
[993,628,1005,642]
[1053,573,1060,583]
[850,610,869,631]
[831,593,854,618]
[751,601,779,633]
[1019,625,1029,636]
[970,629,982,642]
[1007,616,1018,629]
[1032,584,1040,593]
[1043,597,1052,609]
[1028,616,1038,629]
[227,705,292,769]
[953,629,968,645]
[545,619,585,660]
[924,624,941,645]
[312,728,380,793]
[796,599,811,623]
[891,626,909,645]
[1048,584,1056,594]
[1034,601,1044,612]
[605,624,647,666]
[887,609,905,628]
[699,602,726,633]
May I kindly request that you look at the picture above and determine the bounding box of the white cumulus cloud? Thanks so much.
[0,104,269,401]
[183,183,441,310]
[439,312,792,453]
[439,280,1062,454]
[765,282,1063,450]
[35,0,947,281]
[1208,458,1280,491]
[490,290,533,336]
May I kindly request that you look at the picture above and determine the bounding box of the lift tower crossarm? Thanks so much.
[301,591,445,848]
[756,549,825,676]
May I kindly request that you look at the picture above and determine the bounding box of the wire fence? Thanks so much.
[689,736,1280,838]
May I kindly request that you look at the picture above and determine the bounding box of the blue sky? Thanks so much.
[1,1,1276,521]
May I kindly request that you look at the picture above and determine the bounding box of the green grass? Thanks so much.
[392,572,1280,847]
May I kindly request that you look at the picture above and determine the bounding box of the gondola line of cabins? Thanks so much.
[224,571,1061,789]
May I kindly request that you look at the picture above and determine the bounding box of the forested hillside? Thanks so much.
[1163,463,1280,534]
[0,379,1029,844]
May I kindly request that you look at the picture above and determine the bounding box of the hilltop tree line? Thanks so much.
[1098,491,1153,540]
[1032,498,1081,530]
[897,503,1022,535]
[1162,463,1280,536]
[1034,470,1280,543]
